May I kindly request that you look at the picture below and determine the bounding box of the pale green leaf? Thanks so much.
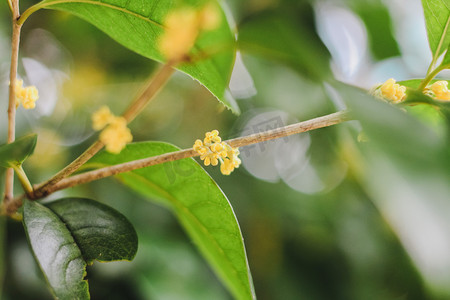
[25,0,239,113]
[23,200,90,300]
[86,142,255,300]
[422,0,450,59]
[442,44,450,65]
[0,134,37,168]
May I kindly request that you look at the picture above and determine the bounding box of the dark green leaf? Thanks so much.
[238,5,330,81]
[422,0,450,58]
[86,142,255,300]
[23,200,89,300]
[0,134,37,168]
[46,197,138,264]
[27,0,238,112]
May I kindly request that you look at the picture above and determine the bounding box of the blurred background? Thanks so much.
[1,0,450,299]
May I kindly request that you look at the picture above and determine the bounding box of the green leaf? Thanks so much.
[23,200,89,300]
[442,44,450,65]
[86,142,255,300]
[46,197,138,264]
[399,79,450,89]
[336,82,450,295]
[335,82,444,162]
[422,0,450,59]
[238,4,330,81]
[0,134,37,168]
[26,0,238,113]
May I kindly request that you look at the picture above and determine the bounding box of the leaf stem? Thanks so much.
[7,0,13,15]
[418,63,450,90]
[34,110,352,197]
[32,64,175,199]
[4,4,22,209]
[426,16,450,75]
[12,165,33,197]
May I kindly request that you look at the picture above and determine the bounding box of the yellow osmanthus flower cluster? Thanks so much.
[159,3,221,62]
[379,78,407,103]
[14,79,39,109]
[92,106,132,154]
[193,130,241,175]
[428,81,450,101]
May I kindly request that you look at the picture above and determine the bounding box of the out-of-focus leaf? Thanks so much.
[25,0,238,112]
[404,104,446,135]
[23,200,89,300]
[0,134,37,168]
[46,198,138,264]
[336,82,444,162]
[238,5,330,81]
[336,82,450,295]
[422,0,450,59]
[353,1,401,60]
[86,142,255,300]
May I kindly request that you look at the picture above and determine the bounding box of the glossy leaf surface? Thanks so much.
[46,197,138,264]
[23,200,89,300]
[86,142,255,300]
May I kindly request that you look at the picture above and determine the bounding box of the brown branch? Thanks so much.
[4,10,22,212]
[32,63,175,199]
[39,110,351,196]
[122,63,175,123]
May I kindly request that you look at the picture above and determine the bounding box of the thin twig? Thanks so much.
[32,63,175,199]
[39,110,351,197]
[122,63,175,122]
[4,8,22,211]
[32,141,104,198]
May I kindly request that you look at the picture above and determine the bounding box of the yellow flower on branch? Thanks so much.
[193,130,241,175]
[429,81,450,101]
[92,105,115,130]
[14,79,39,109]
[379,78,406,103]
[158,3,221,62]
[92,106,132,154]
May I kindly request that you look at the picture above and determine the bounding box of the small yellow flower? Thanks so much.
[158,4,222,62]
[193,130,241,175]
[430,81,450,101]
[379,78,406,103]
[14,79,39,109]
[92,106,133,154]
[198,3,221,31]
[92,106,115,130]
[159,8,199,61]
